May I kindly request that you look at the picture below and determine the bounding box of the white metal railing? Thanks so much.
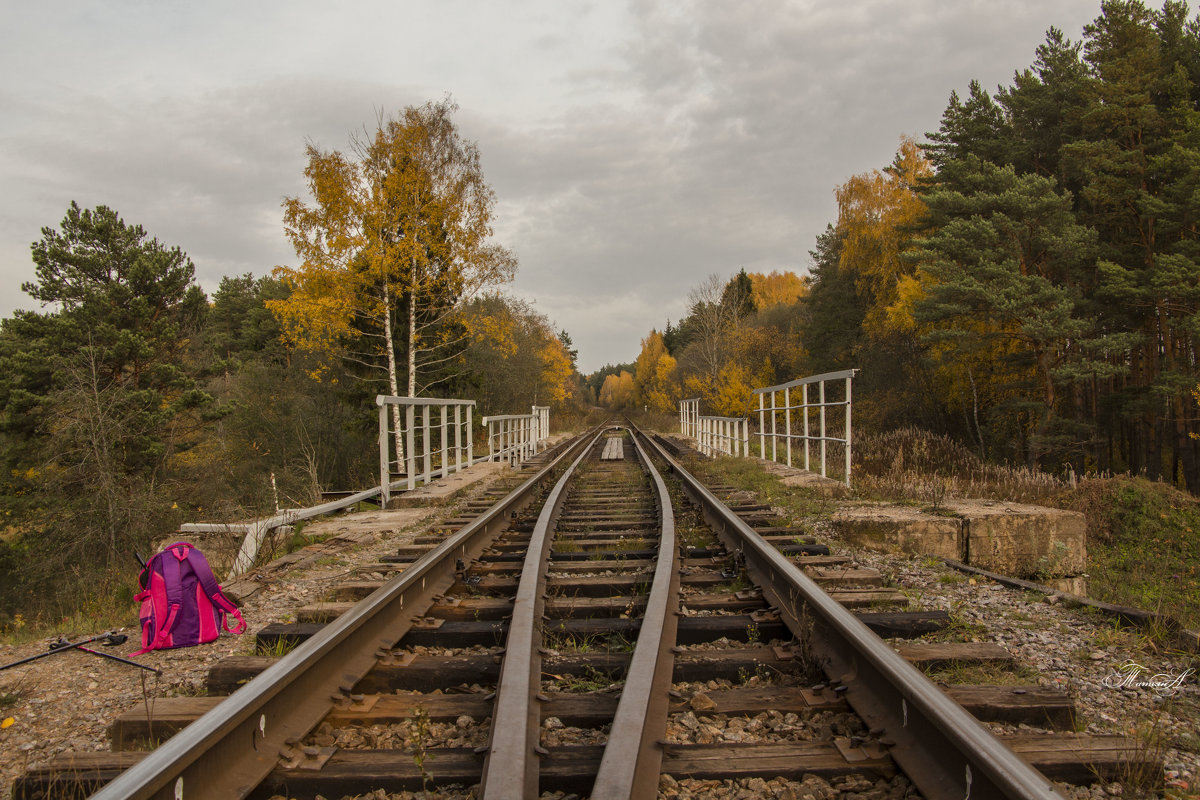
[184,395,479,580]
[187,483,389,580]
[483,413,539,466]
[697,415,750,458]
[532,405,550,444]
[753,369,858,487]
[378,395,476,507]
[680,398,700,439]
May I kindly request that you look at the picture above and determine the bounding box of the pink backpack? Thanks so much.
[134,542,246,654]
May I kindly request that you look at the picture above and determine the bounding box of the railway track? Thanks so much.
[16,426,1155,799]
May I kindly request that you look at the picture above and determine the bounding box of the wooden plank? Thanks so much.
[825,589,908,608]
[12,752,145,800]
[661,741,891,780]
[209,647,800,695]
[798,567,883,588]
[256,615,793,652]
[303,589,897,625]
[20,735,1149,799]
[110,696,222,749]
[19,742,888,799]
[855,611,949,636]
[778,544,833,556]
[112,680,1075,752]
[943,685,1075,729]
[260,608,945,654]
[301,592,771,624]
[893,641,1015,669]
[1005,734,1160,785]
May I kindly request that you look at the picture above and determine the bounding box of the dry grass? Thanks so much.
[853,427,1064,504]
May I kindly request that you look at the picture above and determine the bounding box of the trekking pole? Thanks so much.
[54,634,161,675]
[0,631,119,672]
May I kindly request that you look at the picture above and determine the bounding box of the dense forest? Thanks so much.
[609,0,1200,494]
[0,101,585,624]
[5,0,1200,628]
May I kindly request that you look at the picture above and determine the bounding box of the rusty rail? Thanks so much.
[646,433,1066,800]
[481,425,682,799]
[479,429,604,798]
[589,427,680,799]
[90,431,595,800]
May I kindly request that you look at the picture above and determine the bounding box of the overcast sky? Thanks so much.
[1,0,1106,373]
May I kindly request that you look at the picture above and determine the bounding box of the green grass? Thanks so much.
[0,571,137,644]
[923,661,1040,686]
[1064,476,1200,631]
[1,686,24,712]
[687,453,836,523]
[543,628,632,653]
[923,612,989,643]
[552,665,622,693]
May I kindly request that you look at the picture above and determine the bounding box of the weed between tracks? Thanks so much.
[923,661,1040,686]
[542,628,634,653]
[550,665,622,693]
[408,705,434,790]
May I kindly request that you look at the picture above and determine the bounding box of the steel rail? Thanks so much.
[645,434,1066,800]
[590,426,680,800]
[479,428,606,798]
[91,431,596,800]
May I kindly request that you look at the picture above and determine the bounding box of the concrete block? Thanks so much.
[943,500,1086,578]
[387,462,506,508]
[830,499,1086,581]
[832,505,962,560]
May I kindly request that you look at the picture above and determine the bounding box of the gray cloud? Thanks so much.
[1,0,1104,373]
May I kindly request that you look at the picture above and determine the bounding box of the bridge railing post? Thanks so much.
[482,411,540,469]
[377,396,478,498]
[694,413,748,458]
[751,369,858,487]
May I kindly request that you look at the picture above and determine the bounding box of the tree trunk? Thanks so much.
[408,256,418,397]
[382,280,405,468]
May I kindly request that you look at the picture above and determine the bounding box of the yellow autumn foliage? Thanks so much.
[634,330,678,413]
[835,136,932,339]
[539,338,574,406]
[749,270,808,309]
[465,310,518,358]
[600,371,635,409]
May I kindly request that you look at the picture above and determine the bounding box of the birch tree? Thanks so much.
[271,99,515,459]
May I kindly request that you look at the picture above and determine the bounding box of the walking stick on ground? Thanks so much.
[0,631,120,672]
[0,631,159,674]
[54,635,161,675]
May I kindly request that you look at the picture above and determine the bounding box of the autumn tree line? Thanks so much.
[603,0,1200,495]
[0,99,584,623]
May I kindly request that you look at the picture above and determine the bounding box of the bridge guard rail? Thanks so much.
[377,396,476,508]
[532,405,550,445]
[696,415,749,458]
[679,398,699,439]
[753,368,858,487]
[483,413,539,467]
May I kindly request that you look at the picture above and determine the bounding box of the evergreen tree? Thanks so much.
[0,203,212,618]
[913,159,1115,464]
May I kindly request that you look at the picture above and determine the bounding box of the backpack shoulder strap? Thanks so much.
[146,551,186,650]
[183,548,247,634]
